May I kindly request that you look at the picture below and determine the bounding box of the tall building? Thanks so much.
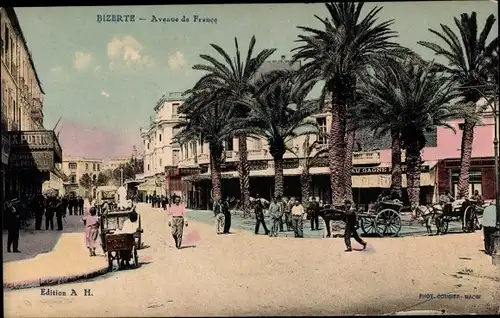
[138,92,185,197]
[62,156,103,197]
[1,7,63,200]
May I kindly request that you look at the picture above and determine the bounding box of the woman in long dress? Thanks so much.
[83,207,100,256]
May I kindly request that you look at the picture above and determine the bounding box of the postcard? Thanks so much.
[2,2,499,316]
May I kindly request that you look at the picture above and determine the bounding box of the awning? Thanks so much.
[183,160,438,188]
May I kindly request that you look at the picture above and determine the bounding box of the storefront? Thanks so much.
[182,157,438,208]
[6,130,63,200]
[165,166,204,206]
[436,157,497,200]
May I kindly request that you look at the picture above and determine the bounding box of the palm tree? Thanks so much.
[243,70,318,198]
[292,2,414,206]
[299,136,329,200]
[418,12,498,199]
[359,59,470,206]
[174,91,244,202]
[183,36,276,215]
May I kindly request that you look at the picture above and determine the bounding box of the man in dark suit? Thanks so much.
[45,197,55,230]
[78,196,84,215]
[55,197,65,231]
[34,194,45,230]
[308,197,320,231]
[344,199,367,252]
[6,200,21,253]
[254,195,270,235]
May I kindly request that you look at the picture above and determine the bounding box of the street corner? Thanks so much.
[4,264,110,290]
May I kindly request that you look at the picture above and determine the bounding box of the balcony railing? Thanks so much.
[352,151,381,165]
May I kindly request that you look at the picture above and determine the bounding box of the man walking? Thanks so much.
[344,199,367,252]
[6,200,21,253]
[167,195,188,249]
[308,197,320,231]
[254,195,270,235]
[222,197,232,234]
[291,199,305,238]
[268,196,283,237]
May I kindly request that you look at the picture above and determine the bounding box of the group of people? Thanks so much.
[145,194,169,210]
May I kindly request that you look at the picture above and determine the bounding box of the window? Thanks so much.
[317,117,327,145]
[147,164,150,171]
[69,162,77,169]
[70,175,76,183]
[254,139,263,150]
[13,100,16,123]
[85,163,89,170]
[173,150,180,165]
[225,138,234,151]
[4,27,9,65]
[159,134,162,142]
[159,158,162,167]
[172,103,180,116]
[147,142,150,150]
[97,164,100,171]
[451,170,482,198]
[93,163,96,171]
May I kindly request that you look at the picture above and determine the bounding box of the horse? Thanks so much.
[317,205,347,238]
[412,204,440,234]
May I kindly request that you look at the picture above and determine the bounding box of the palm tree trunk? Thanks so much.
[300,168,311,201]
[328,90,347,207]
[457,120,475,199]
[237,135,251,215]
[406,146,422,207]
[273,156,284,198]
[210,145,222,202]
[390,129,402,198]
[343,127,355,203]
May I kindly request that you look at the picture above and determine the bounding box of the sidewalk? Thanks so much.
[3,215,108,289]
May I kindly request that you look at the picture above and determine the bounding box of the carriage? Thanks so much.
[319,200,403,238]
[100,209,143,270]
[357,200,403,237]
[434,199,482,234]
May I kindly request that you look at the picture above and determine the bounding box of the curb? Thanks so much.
[3,265,109,290]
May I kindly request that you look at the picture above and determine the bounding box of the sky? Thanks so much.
[14,1,498,160]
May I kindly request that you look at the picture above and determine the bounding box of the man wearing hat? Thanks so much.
[344,199,367,252]
[6,200,21,253]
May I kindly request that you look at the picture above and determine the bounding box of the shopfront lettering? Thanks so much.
[9,151,53,170]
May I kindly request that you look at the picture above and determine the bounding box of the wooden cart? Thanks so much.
[104,233,138,270]
[100,209,143,251]
[358,201,403,237]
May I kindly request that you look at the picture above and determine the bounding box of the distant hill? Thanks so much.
[56,119,143,160]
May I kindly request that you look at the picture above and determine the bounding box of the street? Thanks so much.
[4,204,500,317]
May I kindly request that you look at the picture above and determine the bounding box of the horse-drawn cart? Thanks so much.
[435,199,481,234]
[358,201,403,237]
[100,209,143,270]
[318,200,403,238]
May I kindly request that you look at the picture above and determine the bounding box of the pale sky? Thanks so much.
[14,1,498,158]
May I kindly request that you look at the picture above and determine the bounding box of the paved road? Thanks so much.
[4,204,498,317]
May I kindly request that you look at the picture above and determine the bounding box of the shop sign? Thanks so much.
[9,151,54,170]
[351,165,429,175]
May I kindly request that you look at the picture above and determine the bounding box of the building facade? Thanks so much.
[138,92,185,197]
[62,156,103,197]
[1,8,63,201]
[103,156,131,171]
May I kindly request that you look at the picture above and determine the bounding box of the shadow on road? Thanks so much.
[2,215,85,263]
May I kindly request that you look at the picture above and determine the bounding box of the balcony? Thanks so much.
[30,108,43,121]
[352,151,381,165]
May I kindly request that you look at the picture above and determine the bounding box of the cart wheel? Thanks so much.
[130,246,139,268]
[375,209,402,237]
[463,206,474,233]
[107,252,113,271]
[360,217,377,235]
